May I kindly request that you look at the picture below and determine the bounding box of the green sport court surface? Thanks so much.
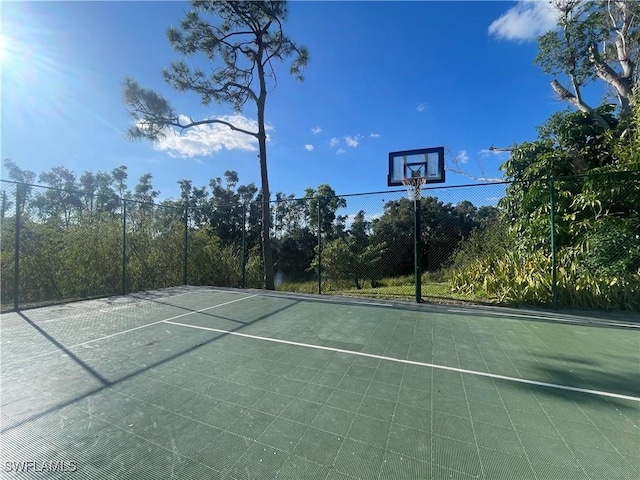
[0,286,638,479]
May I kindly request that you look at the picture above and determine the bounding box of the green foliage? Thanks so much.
[556,249,640,310]
[273,227,315,279]
[448,216,512,274]
[451,249,553,306]
[1,218,17,307]
[0,163,274,308]
[3,214,123,307]
[164,1,308,106]
[534,1,609,85]
[276,280,318,294]
[312,237,386,290]
[60,216,122,297]
[304,185,347,239]
[451,246,640,310]
[372,196,496,275]
[499,104,639,250]
[501,106,621,182]
[277,275,475,303]
[615,91,640,170]
[451,99,640,311]
[187,229,242,288]
[245,246,265,289]
[533,1,639,122]
[122,1,309,291]
[4,131,637,311]
[127,209,184,292]
[579,216,640,277]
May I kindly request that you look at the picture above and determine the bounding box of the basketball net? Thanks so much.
[402,177,428,202]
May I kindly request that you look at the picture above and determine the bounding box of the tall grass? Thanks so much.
[448,223,640,311]
[277,273,478,303]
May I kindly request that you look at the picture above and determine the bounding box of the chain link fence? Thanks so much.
[0,182,17,310]
[299,183,508,303]
[2,171,638,312]
[551,172,640,309]
[448,171,640,310]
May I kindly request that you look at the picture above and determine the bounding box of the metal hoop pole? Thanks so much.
[402,178,427,303]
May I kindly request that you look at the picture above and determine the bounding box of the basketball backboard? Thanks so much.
[387,147,445,186]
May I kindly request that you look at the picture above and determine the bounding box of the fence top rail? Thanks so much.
[3,169,638,211]
[0,179,184,211]
[187,180,514,211]
[1,178,90,196]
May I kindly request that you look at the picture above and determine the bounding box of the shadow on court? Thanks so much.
[257,289,640,328]
[528,362,640,400]
[2,297,301,434]
[444,307,640,330]
[128,292,256,326]
[16,312,110,386]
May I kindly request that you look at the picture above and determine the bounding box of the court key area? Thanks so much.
[1,286,638,479]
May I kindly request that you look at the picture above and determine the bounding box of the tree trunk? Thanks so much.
[258,136,275,290]
[257,81,275,290]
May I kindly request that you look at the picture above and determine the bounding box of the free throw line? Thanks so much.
[164,319,640,403]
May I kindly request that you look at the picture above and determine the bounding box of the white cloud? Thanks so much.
[457,150,469,164]
[311,127,322,134]
[370,133,380,138]
[417,103,426,112]
[152,114,269,158]
[304,144,314,152]
[336,148,346,155]
[488,1,558,42]
[344,135,361,148]
[329,137,340,148]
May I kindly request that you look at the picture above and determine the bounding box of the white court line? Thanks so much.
[185,287,248,295]
[14,294,259,363]
[164,319,640,403]
[5,288,221,326]
[261,291,393,308]
[447,308,640,329]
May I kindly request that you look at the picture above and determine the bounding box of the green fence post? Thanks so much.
[183,207,188,286]
[317,197,322,295]
[549,178,558,309]
[13,184,22,311]
[414,195,422,303]
[242,204,247,289]
[122,199,127,295]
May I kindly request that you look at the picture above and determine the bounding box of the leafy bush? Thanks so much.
[311,237,386,290]
[451,245,640,310]
[556,247,640,310]
[579,216,640,277]
[447,216,512,275]
[245,245,264,289]
[187,229,242,287]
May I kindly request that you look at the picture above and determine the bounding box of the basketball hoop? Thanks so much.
[387,147,445,304]
[402,176,428,201]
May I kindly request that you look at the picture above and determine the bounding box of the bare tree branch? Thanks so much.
[550,80,612,129]
[167,117,258,137]
[446,151,504,183]
[489,145,517,152]
[589,43,632,111]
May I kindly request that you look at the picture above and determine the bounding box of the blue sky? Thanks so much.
[1,1,603,201]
